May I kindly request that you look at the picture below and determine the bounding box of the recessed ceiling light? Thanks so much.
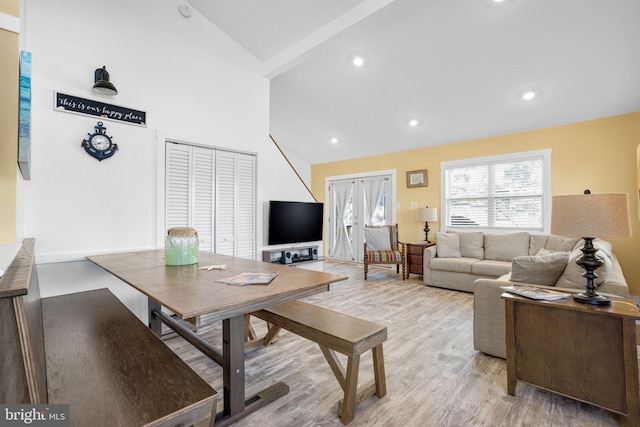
[517,87,541,101]
[352,56,365,67]
[330,137,339,144]
[409,119,419,127]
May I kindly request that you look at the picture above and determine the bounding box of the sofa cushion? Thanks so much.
[364,227,391,251]
[529,234,580,255]
[535,248,569,256]
[528,234,548,255]
[471,260,512,277]
[510,252,570,286]
[431,257,478,274]
[436,232,461,258]
[456,231,484,259]
[555,245,613,289]
[546,235,581,252]
[484,232,530,262]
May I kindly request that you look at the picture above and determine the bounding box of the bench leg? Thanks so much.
[372,344,386,398]
[341,355,360,424]
[263,323,282,346]
[319,346,346,390]
[244,314,257,341]
[320,344,387,424]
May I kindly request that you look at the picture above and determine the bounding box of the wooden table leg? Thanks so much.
[504,299,516,396]
[148,298,162,337]
[216,315,290,427]
[223,315,245,417]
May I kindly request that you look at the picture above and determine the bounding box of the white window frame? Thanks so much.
[440,149,551,234]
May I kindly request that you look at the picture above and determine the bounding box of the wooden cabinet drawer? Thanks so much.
[408,245,425,255]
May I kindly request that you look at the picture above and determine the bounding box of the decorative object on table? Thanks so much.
[81,121,117,161]
[417,206,438,242]
[55,92,147,126]
[500,285,570,301]
[18,51,32,180]
[216,272,278,286]
[92,66,118,95]
[406,169,427,188]
[165,227,199,266]
[199,264,227,271]
[551,190,631,305]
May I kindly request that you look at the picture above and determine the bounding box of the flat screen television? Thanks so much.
[268,200,324,246]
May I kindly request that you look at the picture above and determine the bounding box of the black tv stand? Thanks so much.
[262,245,321,265]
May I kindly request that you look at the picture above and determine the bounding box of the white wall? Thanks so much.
[21,0,315,305]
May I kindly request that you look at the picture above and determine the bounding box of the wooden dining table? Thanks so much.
[88,249,347,426]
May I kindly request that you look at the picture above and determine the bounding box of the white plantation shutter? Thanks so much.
[192,147,215,251]
[165,142,256,258]
[215,151,236,256]
[442,150,550,232]
[166,143,191,230]
[215,150,256,258]
[236,153,256,258]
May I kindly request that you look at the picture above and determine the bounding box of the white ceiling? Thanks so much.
[188,0,640,165]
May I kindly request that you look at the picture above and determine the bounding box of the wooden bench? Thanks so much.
[0,239,218,427]
[252,300,387,424]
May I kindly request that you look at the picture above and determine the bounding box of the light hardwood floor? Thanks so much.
[163,261,630,426]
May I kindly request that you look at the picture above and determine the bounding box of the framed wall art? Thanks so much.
[18,51,32,180]
[406,169,427,188]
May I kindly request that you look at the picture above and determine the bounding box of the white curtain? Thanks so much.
[362,177,386,225]
[331,181,354,260]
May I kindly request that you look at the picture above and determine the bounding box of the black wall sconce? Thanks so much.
[93,66,118,95]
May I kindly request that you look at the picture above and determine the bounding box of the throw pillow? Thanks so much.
[510,252,570,287]
[457,232,484,259]
[436,232,461,258]
[364,227,391,251]
[555,247,613,290]
[484,232,530,262]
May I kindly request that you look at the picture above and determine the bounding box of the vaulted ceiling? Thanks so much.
[188,0,640,165]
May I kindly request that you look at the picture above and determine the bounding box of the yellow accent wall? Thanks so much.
[312,112,640,295]
[0,0,19,244]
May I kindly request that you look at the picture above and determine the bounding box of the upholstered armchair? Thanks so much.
[363,224,406,280]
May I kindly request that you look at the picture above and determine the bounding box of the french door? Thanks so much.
[327,172,394,263]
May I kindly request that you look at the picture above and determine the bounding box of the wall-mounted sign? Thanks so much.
[54,91,146,126]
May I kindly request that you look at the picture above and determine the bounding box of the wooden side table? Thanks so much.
[406,242,435,279]
[502,292,640,424]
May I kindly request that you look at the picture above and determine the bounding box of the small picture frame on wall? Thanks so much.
[406,169,427,188]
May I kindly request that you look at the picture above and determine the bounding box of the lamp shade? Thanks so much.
[93,66,118,95]
[551,193,631,238]
[417,207,438,222]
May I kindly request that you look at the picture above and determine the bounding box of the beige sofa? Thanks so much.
[423,231,583,292]
[422,231,629,359]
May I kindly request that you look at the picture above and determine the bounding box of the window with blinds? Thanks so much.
[441,149,551,233]
[165,142,256,259]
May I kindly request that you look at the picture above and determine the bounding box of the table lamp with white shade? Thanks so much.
[551,190,631,305]
[417,206,438,243]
